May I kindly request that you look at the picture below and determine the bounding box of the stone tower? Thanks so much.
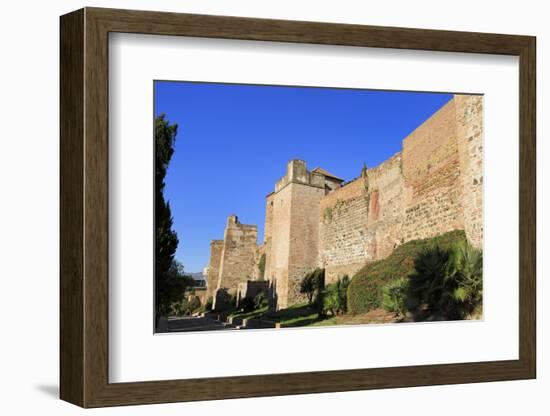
[213,215,258,308]
[205,240,223,301]
[263,160,343,309]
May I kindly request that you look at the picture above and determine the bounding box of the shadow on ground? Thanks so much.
[158,316,238,333]
[35,384,58,399]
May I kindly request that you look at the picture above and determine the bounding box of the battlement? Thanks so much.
[226,214,257,231]
[274,159,343,193]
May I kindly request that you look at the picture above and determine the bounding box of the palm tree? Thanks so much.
[406,242,482,320]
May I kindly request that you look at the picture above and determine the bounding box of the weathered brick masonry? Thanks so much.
[206,95,483,309]
[319,95,483,283]
[319,153,405,283]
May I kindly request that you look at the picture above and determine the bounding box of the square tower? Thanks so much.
[264,160,343,309]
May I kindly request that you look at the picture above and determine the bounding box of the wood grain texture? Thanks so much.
[518,38,537,376]
[59,8,84,407]
[83,10,110,406]
[59,7,537,408]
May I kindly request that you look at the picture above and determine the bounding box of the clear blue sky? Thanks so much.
[154,81,452,273]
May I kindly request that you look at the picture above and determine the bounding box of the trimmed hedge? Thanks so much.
[347,230,467,314]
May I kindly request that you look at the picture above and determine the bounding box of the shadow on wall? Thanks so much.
[268,279,278,310]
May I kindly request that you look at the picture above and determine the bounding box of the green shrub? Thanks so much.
[311,269,325,317]
[323,275,350,316]
[239,296,256,312]
[239,291,269,313]
[347,230,467,314]
[253,292,268,309]
[451,241,483,310]
[204,296,213,311]
[322,285,339,316]
[187,296,201,314]
[213,289,235,312]
[381,278,408,315]
[170,298,188,317]
[407,240,482,320]
[300,268,325,305]
[406,245,452,313]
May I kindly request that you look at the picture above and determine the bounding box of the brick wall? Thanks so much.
[455,95,483,248]
[319,177,371,283]
[319,153,406,283]
[401,98,465,241]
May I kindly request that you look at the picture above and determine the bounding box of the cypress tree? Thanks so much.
[155,114,184,325]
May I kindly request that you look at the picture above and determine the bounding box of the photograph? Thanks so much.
[153,81,484,333]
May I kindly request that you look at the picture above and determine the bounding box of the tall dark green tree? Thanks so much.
[155,114,186,324]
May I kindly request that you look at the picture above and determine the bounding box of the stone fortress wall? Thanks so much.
[208,95,483,310]
[319,153,405,283]
[211,215,258,309]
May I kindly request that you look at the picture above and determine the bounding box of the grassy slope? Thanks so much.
[312,308,398,327]
[230,302,323,327]
[347,230,467,314]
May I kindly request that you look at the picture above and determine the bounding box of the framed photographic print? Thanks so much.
[60,7,536,408]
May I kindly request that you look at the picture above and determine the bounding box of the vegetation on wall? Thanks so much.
[347,230,468,314]
[323,207,333,224]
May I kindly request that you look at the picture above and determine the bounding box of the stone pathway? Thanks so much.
[160,316,237,333]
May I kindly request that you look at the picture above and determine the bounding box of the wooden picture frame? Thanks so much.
[60,7,536,408]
